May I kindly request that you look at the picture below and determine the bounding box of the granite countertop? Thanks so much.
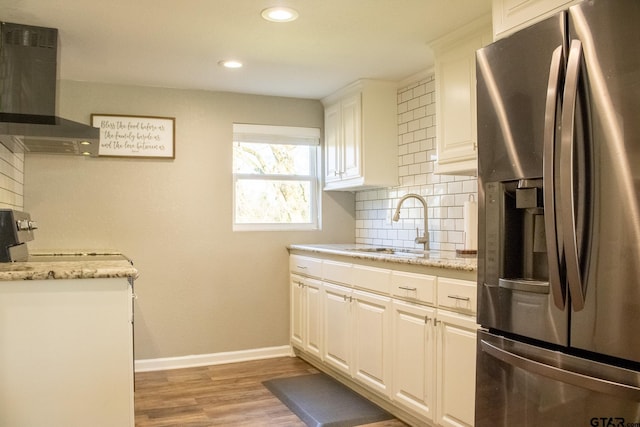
[0,250,139,281]
[288,243,477,272]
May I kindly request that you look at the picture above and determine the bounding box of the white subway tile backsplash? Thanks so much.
[414,174,427,186]
[0,141,25,210]
[463,180,478,193]
[407,97,421,112]
[447,181,463,194]
[448,206,464,218]
[413,84,426,97]
[400,110,414,123]
[401,133,414,145]
[441,195,455,207]
[355,73,477,251]
[399,90,413,103]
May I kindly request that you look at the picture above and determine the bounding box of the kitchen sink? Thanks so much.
[348,247,428,258]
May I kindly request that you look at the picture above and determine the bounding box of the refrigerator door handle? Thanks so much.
[560,39,586,311]
[480,338,640,401]
[543,45,566,310]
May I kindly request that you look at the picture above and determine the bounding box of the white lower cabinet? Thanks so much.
[436,309,478,427]
[291,274,305,348]
[352,289,392,397]
[392,300,437,422]
[290,253,478,426]
[392,300,477,427]
[322,282,353,375]
[322,282,392,398]
[290,273,322,358]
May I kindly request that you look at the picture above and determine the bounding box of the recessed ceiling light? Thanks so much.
[218,60,243,69]
[261,7,299,22]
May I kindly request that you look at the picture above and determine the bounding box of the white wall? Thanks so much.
[24,80,355,360]
[355,73,478,251]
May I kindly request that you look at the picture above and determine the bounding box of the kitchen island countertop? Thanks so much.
[288,243,477,272]
[0,251,139,281]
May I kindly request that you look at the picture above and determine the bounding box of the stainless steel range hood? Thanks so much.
[0,22,99,156]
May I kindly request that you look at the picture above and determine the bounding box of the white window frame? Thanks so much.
[232,123,321,231]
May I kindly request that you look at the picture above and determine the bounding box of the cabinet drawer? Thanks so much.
[391,271,436,305]
[437,277,476,314]
[322,260,353,285]
[289,255,322,278]
[353,265,391,294]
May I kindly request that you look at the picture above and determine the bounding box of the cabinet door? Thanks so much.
[290,274,305,349]
[322,282,353,375]
[435,36,482,174]
[436,309,478,427]
[493,0,580,39]
[352,290,391,397]
[304,278,322,358]
[433,20,491,176]
[340,92,362,180]
[392,300,436,422]
[324,102,341,184]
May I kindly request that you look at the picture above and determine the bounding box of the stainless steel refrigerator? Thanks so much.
[475,0,640,425]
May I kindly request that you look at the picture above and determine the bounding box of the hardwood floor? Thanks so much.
[135,356,408,427]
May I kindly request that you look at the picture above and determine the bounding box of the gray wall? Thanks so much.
[24,80,355,360]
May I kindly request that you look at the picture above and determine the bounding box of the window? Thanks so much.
[233,124,321,231]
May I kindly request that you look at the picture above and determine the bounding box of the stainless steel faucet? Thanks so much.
[392,193,430,251]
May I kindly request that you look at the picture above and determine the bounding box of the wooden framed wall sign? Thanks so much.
[91,114,175,158]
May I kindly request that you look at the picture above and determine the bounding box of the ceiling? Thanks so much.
[0,0,491,100]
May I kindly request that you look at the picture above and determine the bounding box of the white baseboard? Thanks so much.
[135,345,294,372]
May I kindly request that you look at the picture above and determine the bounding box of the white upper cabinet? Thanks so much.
[322,79,398,191]
[493,0,581,39]
[431,16,492,176]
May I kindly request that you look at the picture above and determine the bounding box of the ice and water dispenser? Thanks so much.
[482,178,566,344]
[485,178,549,292]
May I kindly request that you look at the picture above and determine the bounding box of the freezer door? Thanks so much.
[475,330,640,427]
[564,0,640,364]
[476,12,569,345]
